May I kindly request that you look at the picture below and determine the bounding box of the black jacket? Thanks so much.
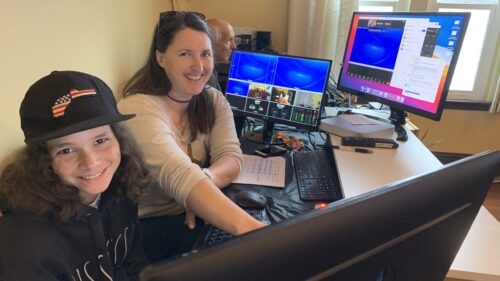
[0,185,148,281]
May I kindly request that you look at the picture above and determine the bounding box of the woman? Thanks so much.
[118,11,265,262]
[0,71,151,280]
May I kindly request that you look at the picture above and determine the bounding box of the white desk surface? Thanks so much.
[329,131,442,198]
[328,132,500,280]
[449,207,500,281]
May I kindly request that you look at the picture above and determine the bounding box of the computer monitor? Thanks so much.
[140,150,500,281]
[225,50,332,143]
[337,12,470,140]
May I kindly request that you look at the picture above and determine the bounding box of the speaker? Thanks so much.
[236,34,252,50]
[256,31,271,50]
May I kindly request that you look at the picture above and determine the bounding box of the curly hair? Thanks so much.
[122,11,216,142]
[0,123,152,222]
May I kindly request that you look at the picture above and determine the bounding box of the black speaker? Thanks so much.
[256,31,271,50]
[236,34,252,50]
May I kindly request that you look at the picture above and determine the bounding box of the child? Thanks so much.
[0,71,151,280]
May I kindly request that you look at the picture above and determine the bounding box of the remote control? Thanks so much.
[341,136,399,149]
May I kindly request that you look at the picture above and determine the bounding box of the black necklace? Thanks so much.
[166,94,192,103]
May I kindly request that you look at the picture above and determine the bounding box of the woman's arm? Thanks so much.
[118,95,207,206]
[207,89,244,188]
[118,94,263,234]
[205,155,240,188]
[186,178,266,235]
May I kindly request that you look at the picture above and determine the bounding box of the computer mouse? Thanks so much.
[234,190,267,209]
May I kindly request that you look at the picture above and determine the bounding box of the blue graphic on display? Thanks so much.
[225,50,332,131]
[229,52,330,93]
[229,53,277,84]
[429,15,463,54]
[273,57,330,93]
[226,80,250,96]
[350,27,404,70]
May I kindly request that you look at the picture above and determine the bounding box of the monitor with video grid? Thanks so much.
[225,50,332,143]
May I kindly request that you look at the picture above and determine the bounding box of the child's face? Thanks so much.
[47,125,121,205]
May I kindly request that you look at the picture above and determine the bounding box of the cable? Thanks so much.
[427,139,443,149]
[318,131,327,142]
[420,128,429,142]
[307,130,317,150]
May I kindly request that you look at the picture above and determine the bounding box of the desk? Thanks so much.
[329,131,500,281]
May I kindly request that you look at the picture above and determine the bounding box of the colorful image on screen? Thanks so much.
[338,13,468,118]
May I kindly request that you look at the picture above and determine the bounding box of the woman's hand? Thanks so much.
[186,178,268,235]
[184,210,196,229]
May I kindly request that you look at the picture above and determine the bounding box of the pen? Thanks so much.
[332,145,373,154]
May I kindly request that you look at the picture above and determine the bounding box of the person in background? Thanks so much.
[206,17,246,136]
[118,11,266,262]
[0,71,151,280]
[206,18,237,65]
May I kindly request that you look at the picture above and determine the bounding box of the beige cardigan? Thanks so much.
[118,88,243,218]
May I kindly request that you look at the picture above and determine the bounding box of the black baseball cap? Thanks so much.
[20,71,135,144]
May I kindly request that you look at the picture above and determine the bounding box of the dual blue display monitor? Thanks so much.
[225,12,469,141]
[225,49,332,142]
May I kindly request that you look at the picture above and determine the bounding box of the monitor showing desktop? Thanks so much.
[140,150,500,281]
[225,50,332,143]
[337,12,470,139]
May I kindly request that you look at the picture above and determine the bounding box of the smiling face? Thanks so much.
[47,125,121,205]
[156,27,214,100]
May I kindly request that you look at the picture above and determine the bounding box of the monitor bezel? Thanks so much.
[225,49,333,131]
[139,150,499,281]
[336,12,470,121]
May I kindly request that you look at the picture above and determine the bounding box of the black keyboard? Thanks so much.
[194,209,269,249]
[293,149,342,202]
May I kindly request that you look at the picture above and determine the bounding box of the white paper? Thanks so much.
[232,154,286,188]
[324,106,338,117]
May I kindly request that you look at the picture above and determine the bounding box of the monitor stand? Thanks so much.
[244,120,275,145]
[389,108,408,142]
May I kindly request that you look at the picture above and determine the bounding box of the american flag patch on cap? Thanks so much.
[52,89,97,117]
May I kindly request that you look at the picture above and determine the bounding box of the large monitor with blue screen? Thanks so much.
[225,50,332,143]
[140,150,500,281]
[337,12,470,140]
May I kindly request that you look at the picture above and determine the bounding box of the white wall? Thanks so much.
[0,0,171,169]
[187,0,289,52]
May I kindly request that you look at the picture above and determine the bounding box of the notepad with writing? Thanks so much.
[232,154,286,188]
